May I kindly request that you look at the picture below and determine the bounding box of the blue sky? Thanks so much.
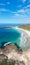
[0,0,30,24]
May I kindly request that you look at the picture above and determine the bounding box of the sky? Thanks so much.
[0,0,30,24]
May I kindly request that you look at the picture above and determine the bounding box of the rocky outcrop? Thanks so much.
[0,44,23,61]
[2,44,23,54]
[0,54,8,62]
[0,43,30,65]
[8,59,25,65]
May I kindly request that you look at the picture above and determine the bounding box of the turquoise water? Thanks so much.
[0,28,21,48]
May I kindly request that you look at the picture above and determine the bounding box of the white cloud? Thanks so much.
[0,8,10,12]
[22,0,26,3]
[18,9,25,13]
[19,0,26,2]
[23,0,26,1]
[27,5,30,7]
[15,13,19,16]
[11,11,16,14]
[0,8,6,12]
[0,2,10,6]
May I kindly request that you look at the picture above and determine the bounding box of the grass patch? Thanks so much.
[19,26,30,31]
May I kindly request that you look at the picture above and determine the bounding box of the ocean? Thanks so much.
[0,24,30,50]
[0,24,21,27]
[0,26,21,48]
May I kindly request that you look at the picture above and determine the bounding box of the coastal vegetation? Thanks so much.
[0,60,25,65]
[19,24,30,31]
[0,60,15,65]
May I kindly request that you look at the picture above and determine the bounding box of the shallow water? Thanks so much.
[0,28,21,48]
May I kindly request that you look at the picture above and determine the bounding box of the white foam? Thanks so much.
[4,42,11,46]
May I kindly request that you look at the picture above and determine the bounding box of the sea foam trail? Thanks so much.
[4,42,11,46]
[13,27,26,47]
[14,26,30,48]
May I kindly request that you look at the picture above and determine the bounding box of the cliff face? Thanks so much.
[2,44,23,54]
[0,54,8,62]
[0,43,30,65]
[0,44,23,60]
[0,44,24,65]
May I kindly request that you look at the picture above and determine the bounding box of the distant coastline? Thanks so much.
[19,24,30,31]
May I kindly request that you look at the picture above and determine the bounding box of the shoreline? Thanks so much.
[15,26,30,36]
[1,26,30,49]
[0,26,30,65]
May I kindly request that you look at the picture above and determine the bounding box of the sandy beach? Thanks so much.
[15,26,30,36]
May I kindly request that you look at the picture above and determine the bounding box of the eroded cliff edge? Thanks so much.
[0,43,30,65]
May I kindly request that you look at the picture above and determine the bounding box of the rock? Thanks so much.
[19,61,25,65]
[0,54,8,62]
[0,49,3,54]
[7,59,25,65]
[0,43,29,65]
[1,44,23,62]
[2,44,23,54]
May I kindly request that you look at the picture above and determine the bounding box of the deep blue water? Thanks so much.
[0,24,22,27]
[0,28,21,48]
